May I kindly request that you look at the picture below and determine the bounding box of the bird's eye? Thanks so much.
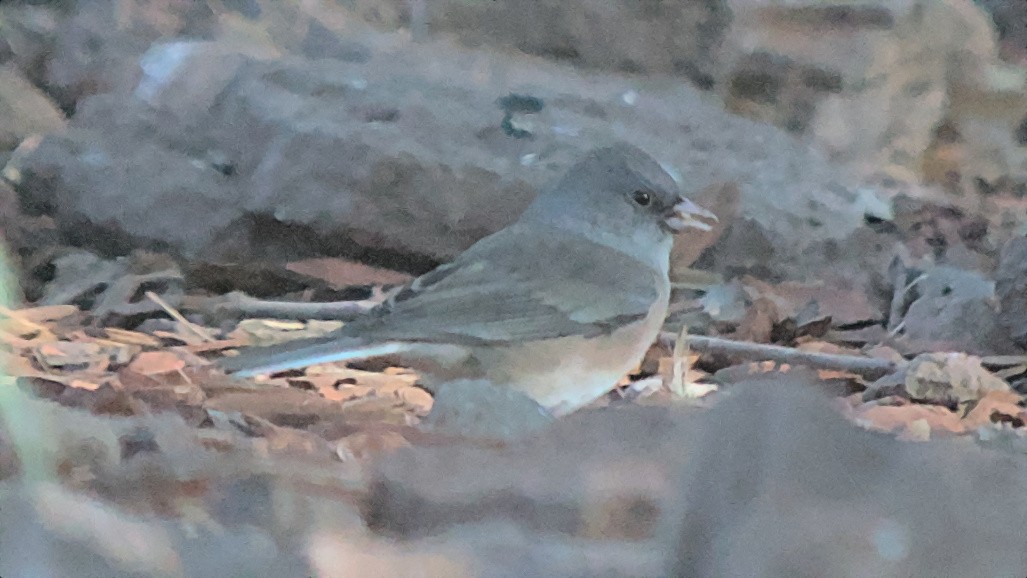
[632,190,652,207]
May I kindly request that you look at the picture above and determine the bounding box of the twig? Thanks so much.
[189,291,378,321]
[145,291,215,343]
[887,272,926,334]
[659,332,898,380]
[669,326,688,396]
[0,305,51,336]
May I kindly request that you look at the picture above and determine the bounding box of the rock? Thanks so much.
[37,250,185,324]
[43,1,211,109]
[667,378,1027,577]
[12,24,865,273]
[0,3,61,87]
[0,65,65,151]
[867,352,1012,406]
[900,266,1017,355]
[373,0,731,87]
[367,404,700,539]
[721,0,1027,197]
[996,236,1027,347]
[134,40,279,118]
[420,379,554,442]
[371,377,1027,575]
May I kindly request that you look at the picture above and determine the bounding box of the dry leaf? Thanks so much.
[152,328,206,346]
[336,430,410,461]
[312,380,375,402]
[34,341,110,371]
[128,351,186,376]
[12,304,79,323]
[183,338,247,354]
[308,532,472,578]
[397,387,433,416]
[307,366,418,393]
[962,390,1026,430]
[0,314,55,341]
[902,352,1011,405]
[101,327,162,347]
[286,257,414,287]
[853,403,966,438]
[230,318,343,347]
[68,379,102,391]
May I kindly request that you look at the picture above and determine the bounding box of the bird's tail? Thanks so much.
[218,335,409,378]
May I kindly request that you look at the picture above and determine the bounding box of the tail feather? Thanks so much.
[218,335,409,377]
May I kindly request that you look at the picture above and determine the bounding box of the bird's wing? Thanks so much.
[347,227,665,345]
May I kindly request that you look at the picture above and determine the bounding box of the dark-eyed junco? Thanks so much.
[220,144,716,416]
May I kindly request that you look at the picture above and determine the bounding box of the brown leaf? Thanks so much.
[68,379,101,391]
[336,430,411,461]
[902,352,1011,405]
[306,366,418,394]
[670,182,739,270]
[397,387,433,416]
[100,327,162,347]
[5,353,40,377]
[183,338,247,354]
[308,532,472,578]
[128,351,186,376]
[853,402,966,438]
[962,390,1026,430]
[746,278,880,327]
[317,382,374,403]
[732,296,779,343]
[12,304,79,323]
[34,341,110,372]
[287,257,414,287]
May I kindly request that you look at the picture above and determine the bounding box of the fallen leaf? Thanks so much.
[396,387,433,416]
[287,257,414,287]
[903,352,1011,405]
[336,430,410,461]
[306,366,418,393]
[100,328,162,347]
[34,341,110,372]
[183,338,247,354]
[962,390,1026,430]
[128,351,186,376]
[68,379,101,391]
[853,402,965,438]
[318,383,374,403]
[12,304,78,323]
[229,318,343,347]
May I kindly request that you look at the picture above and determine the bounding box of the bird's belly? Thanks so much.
[478,318,662,416]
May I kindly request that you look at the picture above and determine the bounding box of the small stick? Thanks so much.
[669,326,688,397]
[145,291,215,343]
[887,272,926,334]
[659,332,898,380]
[190,291,378,321]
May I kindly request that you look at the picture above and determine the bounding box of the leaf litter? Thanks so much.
[5,204,1027,574]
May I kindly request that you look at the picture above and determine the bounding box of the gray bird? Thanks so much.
[220,144,716,416]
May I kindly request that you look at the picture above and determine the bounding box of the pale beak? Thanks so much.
[664,197,718,232]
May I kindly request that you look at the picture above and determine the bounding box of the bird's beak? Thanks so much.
[664,197,718,232]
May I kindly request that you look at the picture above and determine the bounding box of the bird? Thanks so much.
[219,143,716,416]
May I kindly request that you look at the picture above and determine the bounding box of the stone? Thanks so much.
[900,266,1019,355]
[0,65,65,151]
[995,236,1027,347]
[11,24,865,274]
[367,404,700,539]
[667,378,1027,577]
[420,379,554,442]
[382,0,732,87]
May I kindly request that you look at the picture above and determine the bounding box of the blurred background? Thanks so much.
[2,1,1027,576]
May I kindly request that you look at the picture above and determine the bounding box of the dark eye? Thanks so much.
[632,190,652,207]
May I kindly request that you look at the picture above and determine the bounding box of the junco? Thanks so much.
[220,144,716,416]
